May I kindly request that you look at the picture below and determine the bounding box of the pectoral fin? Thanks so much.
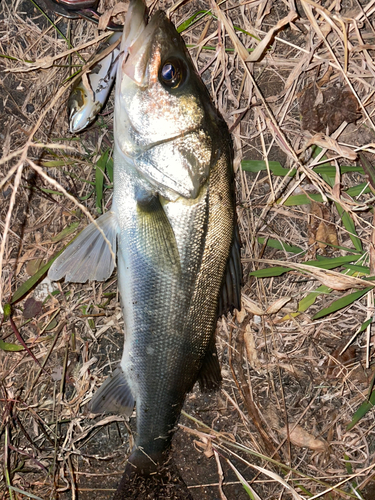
[136,196,180,274]
[48,211,118,283]
[90,366,135,416]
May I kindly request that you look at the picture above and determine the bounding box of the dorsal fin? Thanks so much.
[218,224,242,316]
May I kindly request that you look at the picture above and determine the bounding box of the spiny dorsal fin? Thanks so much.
[218,224,242,316]
[48,211,118,283]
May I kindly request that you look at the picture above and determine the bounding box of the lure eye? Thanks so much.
[160,59,185,89]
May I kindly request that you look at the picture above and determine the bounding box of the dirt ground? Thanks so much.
[2,0,375,499]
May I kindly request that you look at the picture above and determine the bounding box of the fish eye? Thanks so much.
[160,59,185,89]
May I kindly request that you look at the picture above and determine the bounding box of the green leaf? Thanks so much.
[51,222,79,243]
[0,339,24,351]
[249,267,291,278]
[41,160,76,167]
[304,255,359,269]
[95,150,109,214]
[106,157,114,183]
[241,160,296,177]
[11,247,67,304]
[342,264,370,275]
[250,255,358,279]
[346,388,375,431]
[358,318,373,334]
[314,165,364,176]
[346,183,371,197]
[298,285,332,312]
[359,152,375,191]
[336,204,363,252]
[257,237,304,254]
[3,303,11,321]
[280,193,324,206]
[312,287,372,320]
[177,10,208,32]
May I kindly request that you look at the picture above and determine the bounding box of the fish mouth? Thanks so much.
[121,11,169,85]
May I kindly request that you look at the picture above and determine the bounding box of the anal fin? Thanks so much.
[90,366,135,416]
[48,211,118,283]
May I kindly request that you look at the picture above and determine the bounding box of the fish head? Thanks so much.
[115,11,227,200]
[68,83,102,134]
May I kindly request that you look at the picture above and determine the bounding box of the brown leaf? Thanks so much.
[308,201,338,253]
[244,325,261,371]
[279,424,327,452]
[23,297,43,319]
[299,84,361,134]
[326,343,357,378]
[26,258,45,276]
[98,2,128,30]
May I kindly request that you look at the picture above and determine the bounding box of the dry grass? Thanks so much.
[1,0,375,499]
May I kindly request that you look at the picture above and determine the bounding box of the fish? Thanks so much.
[49,0,241,486]
[68,0,145,133]
[68,30,122,133]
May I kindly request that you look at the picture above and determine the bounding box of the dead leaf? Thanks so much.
[246,10,298,62]
[266,297,291,315]
[244,325,261,371]
[305,133,357,161]
[23,297,42,319]
[326,343,357,378]
[308,201,338,253]
[242,295,263,315]
[279,424,327,452]
[26,258,44,276]
[98,2,128,30]
[299,84,361,135]
[252,259,372,291]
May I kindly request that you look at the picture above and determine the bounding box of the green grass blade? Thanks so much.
[346,183,371,197]
[336,204,363,252]
[95,150,109,214]
[257,237,304,254]
[241,160,296,176]
[250,267,291,278]
[11,247,67,304]
[312,287,372,320]
[106,157,114,183]
[342,264,370,275]
[298,285,332,312]
[51,222,79,243]
[281,193,324,206]
[0,340,24,352]
[346,388,375,431]
[250,255,358,278]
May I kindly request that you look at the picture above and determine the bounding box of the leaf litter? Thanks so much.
[2,0,375,499]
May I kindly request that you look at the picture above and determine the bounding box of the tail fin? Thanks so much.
[112,450,193,500]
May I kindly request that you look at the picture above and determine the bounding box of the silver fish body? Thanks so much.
[49,0,241,481]
[111,8,240,473]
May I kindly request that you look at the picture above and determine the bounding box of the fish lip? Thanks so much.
[120,10,168,85]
